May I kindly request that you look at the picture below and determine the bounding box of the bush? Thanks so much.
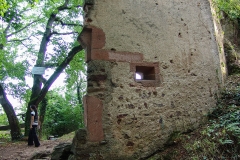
[213,0,240,20]
[43,103,84,137]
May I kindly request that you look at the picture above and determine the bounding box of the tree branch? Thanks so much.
[8,38,33,50]
[52,31,79,35]
[7,38,29,42]
[6,19,42,38]
[39,76,47,84]
[36,0,72,65]
[43,63,59,68]
[4,7,36,36]
[35,45,83,105]
[58,0,70,11]
[4,17,14,36]
[55,17,83,27]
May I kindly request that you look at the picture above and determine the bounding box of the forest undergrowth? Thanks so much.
[147,74,240,160]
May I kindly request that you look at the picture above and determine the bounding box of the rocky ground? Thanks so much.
[0,133,74,160]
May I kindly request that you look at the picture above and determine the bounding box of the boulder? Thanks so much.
[51,143,72,160]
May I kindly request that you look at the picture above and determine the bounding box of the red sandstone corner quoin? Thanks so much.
[78,25,144,63]
[78,26,105,62]
[83,96,104,142]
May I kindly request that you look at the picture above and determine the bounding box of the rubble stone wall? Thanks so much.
[71,0,226,159]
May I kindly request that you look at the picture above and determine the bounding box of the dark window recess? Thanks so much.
[135,66,155,80]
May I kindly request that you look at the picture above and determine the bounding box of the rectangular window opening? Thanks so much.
[135,66,155,80]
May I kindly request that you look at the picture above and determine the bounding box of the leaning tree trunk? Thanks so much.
[0,84,22,140]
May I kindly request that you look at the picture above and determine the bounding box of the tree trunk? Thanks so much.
[24,0,74,136]
[77,82,82,105]
[38,97,47,139]
[24,75,43,136]
[24,45,83,136]
[0,84,22,140]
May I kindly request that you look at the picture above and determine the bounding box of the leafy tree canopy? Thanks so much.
[0,0,85,140]
[0,0,9,17]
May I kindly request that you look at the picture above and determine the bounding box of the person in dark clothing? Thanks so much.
[28,105,40,147]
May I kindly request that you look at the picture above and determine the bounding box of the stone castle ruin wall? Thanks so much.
[71,0,227,159]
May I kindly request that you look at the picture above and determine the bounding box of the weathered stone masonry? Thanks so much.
[71,0,227,159]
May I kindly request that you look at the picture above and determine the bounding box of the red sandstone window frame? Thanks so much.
[130,62,161,87]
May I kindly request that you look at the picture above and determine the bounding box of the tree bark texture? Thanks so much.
[0,84,22,140]
[38,97,47,139]
[24,45,83,136]
[25,0,72,136]
[24,75,43,136]
[35,45,83,105]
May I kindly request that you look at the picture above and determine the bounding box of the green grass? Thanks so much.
[0,131,11,142]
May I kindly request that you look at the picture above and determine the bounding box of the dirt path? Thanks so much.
[0,137,73,160]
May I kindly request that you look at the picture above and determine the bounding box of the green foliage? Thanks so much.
[165,131,182,147]
[65,50,86,89]
[42,89,84,137]
[156,104,240,159]
[183,84,240,159]
[1,0,83,83]
[183,138,217,158]
[0,32,7,46]
[150,79,240,160]
[0,113,8,125]
[213,0,240,20]
[1,0,84,140]
[0,0,9,17]
[219,82,240,103]
[0,131,11,142]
